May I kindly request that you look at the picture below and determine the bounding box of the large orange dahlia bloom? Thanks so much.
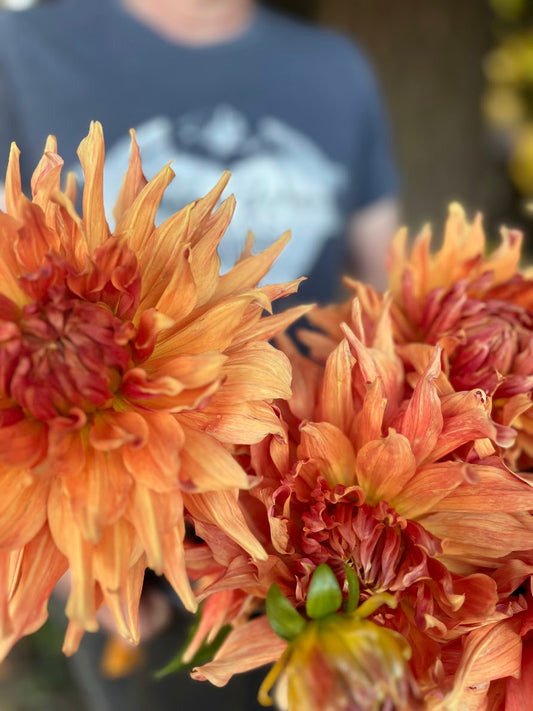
[307,205,533,469]
[185,301,533,708]
[0,123,307,659]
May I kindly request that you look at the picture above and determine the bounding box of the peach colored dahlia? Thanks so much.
[0,122,307,659]
[305,205,533,469]
[186,302,533,709]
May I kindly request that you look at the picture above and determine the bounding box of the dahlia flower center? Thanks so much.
[9,293,135,420]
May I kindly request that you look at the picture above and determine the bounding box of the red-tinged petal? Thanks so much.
[131,309,174,363]
[316,339,356,435]
[398,347,443,465]
[191,616,286,686]
[0,466,49,549]
[0,419,48,469]
[178,426,249,492]
[299,421,357,488]
[355,431,417,504]
[13,196,60,272]
[184,490,267,561]
[432,390,514,460]
[76,121,110,251]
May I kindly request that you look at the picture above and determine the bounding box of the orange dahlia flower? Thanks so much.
[187,302,533,707]
[0,122,307,659]
[302,205,533,468]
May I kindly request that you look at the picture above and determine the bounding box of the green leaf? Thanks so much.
[266,584,306,641]
[154,607,231,679]
[305,564,342,620]
[343,565,360,613]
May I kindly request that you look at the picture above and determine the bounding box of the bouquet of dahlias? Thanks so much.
[0,123,532,711]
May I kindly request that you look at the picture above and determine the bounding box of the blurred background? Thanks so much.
[1,0,532,709]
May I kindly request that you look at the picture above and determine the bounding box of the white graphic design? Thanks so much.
[94,106,348,284]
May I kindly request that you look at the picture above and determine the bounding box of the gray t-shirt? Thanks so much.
[0,0,398,302]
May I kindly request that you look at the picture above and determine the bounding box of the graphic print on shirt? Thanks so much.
[98,105,349,284]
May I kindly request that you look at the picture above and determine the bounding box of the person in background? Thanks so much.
[0,0,399,298]
[0,1,399,709]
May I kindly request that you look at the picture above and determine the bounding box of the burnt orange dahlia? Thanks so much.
[0,123,307,659]
[182,306,533,708]
[303,205,533,469]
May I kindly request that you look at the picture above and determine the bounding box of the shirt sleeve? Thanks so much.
[350,59,399,211]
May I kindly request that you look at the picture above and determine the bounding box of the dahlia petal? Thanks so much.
[422,512,533,561]
[131,308,174,363]
[184,490,267,561]
[178,426,249,492]
[126,483,183,573]
[47,485,98,630]
[430,462,533,514]
[189,198,233,306]
[93,519,144,643]
[153,245,198,320]
[390,461,468,519]
[76,121,110,251]
[299,421,357,488]
[0,419,48,469]
[121,412,184,493]
[161,526,197,613]
[355,430,417,504]
[136,206,194,309]
[5,142,23,219]
[506,636,533,711]
[14,196,60,272]
[188,172,231,245]
[112,129,147,223]
[191,616,286,686]
[215,231,291,298]
[61,448,132,543]
[236,304,312,346]
[203,401,286,445]
[206,342,292,404]
[316,339,356,434]
[0,525,67,661]
[0,466,49,549]
[115,163,174,255]
[155,294,258,357]
[398,347,443,465]
[446,621,522,709]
